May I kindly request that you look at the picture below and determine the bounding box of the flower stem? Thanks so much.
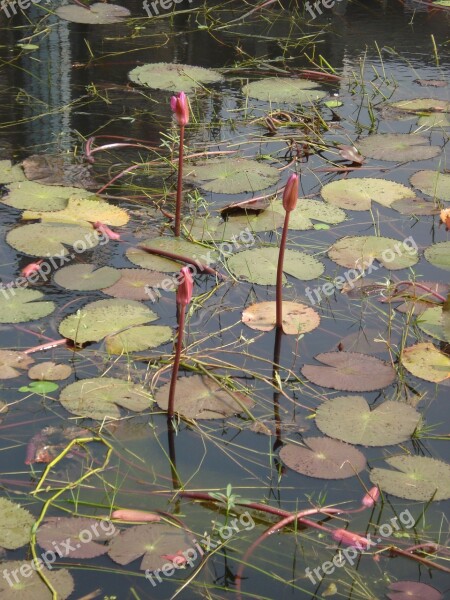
[276,211,291,329]
[167,304,186,420]
[174,124,185,237]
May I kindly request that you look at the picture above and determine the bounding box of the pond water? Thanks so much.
[0,2,449,599]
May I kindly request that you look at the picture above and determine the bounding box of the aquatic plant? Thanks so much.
[170,92,190,237]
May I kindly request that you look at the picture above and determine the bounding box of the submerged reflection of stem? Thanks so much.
[167,421,182,491]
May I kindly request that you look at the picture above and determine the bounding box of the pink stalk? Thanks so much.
[170,92,189,237]
[387,281,446,303]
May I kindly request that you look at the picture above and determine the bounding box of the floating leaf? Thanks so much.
[105,325,172,354]
[370,455,450,501]
[56,2,130,24]
[58,298,157,345]
[0,289,55,323]
[186,212,283,242]
[0,498,35,549]
[21,154,97,188]
[401,342,450,383]
[59,377,153,420]
[23,196,129,227]
[242,301,320,334]
[279,437,366,479]
[324,99,343,108]
[315,397,420,446]
[389,282,449,315]
[54,264,121,291]
[387,581,443,600]
[356,133,441,162]
[129,62,223,93]
[417,306,450,342]
[328,235,418,270]
[102,269,170,300]
[334,329,386,354]
[228,247,324,285]
[410,170,450,201]
[337,144,364,163]
[155,375,254,419]
[275,199,346,228]
[301,352,396,392]
[108,523,191,570]
[186,158,280,194]
[6,223,99,257]
[19,381,59,394]
[37,517,115,559]
[0,401,8,424]
[424,241,450,271]
[28,362,72,381]
[0,160,25,184]
[0,561,73,600]
[0,350,34,379]
[242,78,327,104]
[388,98,450,113]
[321,178,416,211]
[418,113,450,128]
[1,180,90,211]
[390,197,440,215]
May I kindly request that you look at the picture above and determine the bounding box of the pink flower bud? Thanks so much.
[282,173,299,212]
[177,266,193,306]
[111,509,161,522]
[170,91,189,127]
[93,221,121,241]
[332,528,369,548]
[361,486,380,508]
[21,260,43,278]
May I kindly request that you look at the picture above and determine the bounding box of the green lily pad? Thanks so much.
[23,196,129,227]
[228,247,324,285]
[417,306,450,342]
[186,212,283,242]
[19,381,59,394]
[186,158,280,194]
[418,113,450,128]
[328,236,419,270]
[370,455,450,501]
[54,264,121,291]
[242,78,327,104]
[105,325,172,354]
[0,288,55,323]
[324,99,343,108]
[321,178,416,211]
[6,223,99,257]
[1,180,90,211]
[356,133,441,162]
[388,98,450,113]
[410,170,450,201]
[0,561,73,600]
[315,396,420,446]
[59,377,153,420]
[273,199,347,228]
[128,62,223,93]
[56,3,130,24]
[0,160,25,184]
[58,298,158,345]
[0,498,35,549]
[424,241,450,270]
[401,342,450,383]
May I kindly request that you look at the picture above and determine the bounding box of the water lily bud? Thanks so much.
[170,92,189,127]
[282,173,299,212]
[332,528,369,548]
[177,266,193,306]
[361,486,380,508]
[21,260,43,278]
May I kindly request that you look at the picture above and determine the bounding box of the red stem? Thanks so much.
[174,125,185,237]
[24,339,68,354]
[137,245,225,279]
[276,211,290,329]
[167,305,186,420]
[390,281,447,303]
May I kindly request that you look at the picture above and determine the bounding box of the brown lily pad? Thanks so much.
[102,268,170,300]
[387,580,443,600]
[0,350,34,379]
[28,362,72,381]
[0,561,73,600]
[242,301,320,334]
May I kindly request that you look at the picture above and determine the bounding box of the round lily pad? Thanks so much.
[418,113,450,128]
[417,306,450,342]
[390,197,440,215]
[273,199,347,228]
[128,62,223,93]
[58,298,158,345]
[0,561,73,600]
[242,301,320,334]
[19,381,59,394]
[315,396,420,446]
[186,212,284,242]
[370,455,450,501]
[37,517,115,559]
[105,325,172,354]
[54,264,121,291]
[410,170,450,201]
[328,236,418,270]
[102,269,169,300]
[23,196,129,227]
[301,352,396,392]
[242,78,327,104]
[0,498,35,549]
[6,223,99,257]
[155,374,255,419]
[0,350,34,379]
[388,98,450,113]
[321,178,416,211]
[279,437,366,479]
[0,288,55,323]
[0,160,25,184]
[401,342,450,383]
[56,2,130,24]
[228,247,324,285]
[59,377,153,420]
[186,158,280,194]
[356,133,441,162]
[28,362,72,381]
[387,581,443,600]
[1,180,90,211]
[424,241,450,271]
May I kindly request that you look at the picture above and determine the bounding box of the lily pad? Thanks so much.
[321,178,416,211]
[28,362,72,381]
[37,517,115,559]
[315,397,420,446]
[56,3,130,24]
[6,223,99,257]
[242,301,320,334]
[58,298,157,345]
[186,212,283,242]
[21,154,97,188]
[273,199,347,228]
[401,342,450,383]
[19,381,59,394]
[388,98,450,113]
[424,241,450,271]
[155,374,255,419]
[59,377,153,420]
[186,158,280,194]
[23,196,129,227]
[301,352,396,392]
[418,113,450,128]
[0,289,55,323]
[390,197,440,215]
[389,282,449,314]
[0,561,73,600]
[0,498,35,549]
[417,306,450,342]
[370,455,450,501]
[328,236,418,270]
[0,350,34,379]
[242,78,327,104]
[0,160,25,184]
[128,62,223,93]
[356,133,441,162]
[387,581,443,600]
[410,170,450,201]
[1,180,90,211]
[228,247,324,285]
[54,264,121,291]
[108,523,191,570]
[279,437,366,479]
[102,269,170,300]
[105,325,172,354]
